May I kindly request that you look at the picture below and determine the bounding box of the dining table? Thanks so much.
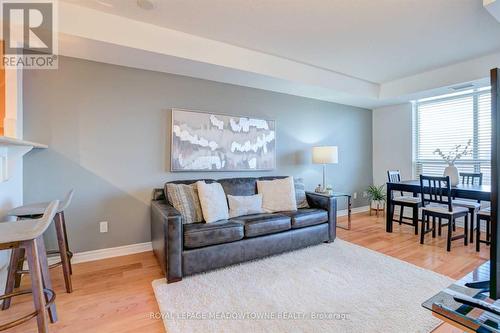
[386,180,491,233]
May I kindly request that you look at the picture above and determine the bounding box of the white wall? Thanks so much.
[372,103,413,186]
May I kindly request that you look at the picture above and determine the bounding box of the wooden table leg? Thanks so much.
[386,183,393,232]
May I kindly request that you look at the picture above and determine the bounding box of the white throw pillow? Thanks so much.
[196,181,229,223]
[227,194,264,218]
[257,177,297,213]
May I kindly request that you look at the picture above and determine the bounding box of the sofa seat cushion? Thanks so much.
[282,209,328,229]
[231,213,291,238]
[183,221,244,249]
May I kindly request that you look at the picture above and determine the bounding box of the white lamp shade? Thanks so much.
[312,146,338,164]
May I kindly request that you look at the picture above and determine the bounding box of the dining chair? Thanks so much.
[419,175,469,252]
[460,172,483,186]
[452,172,482,243]
[387,170,421,235]
[476,207,491,252]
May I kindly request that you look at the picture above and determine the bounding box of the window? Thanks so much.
[414,87,491,184]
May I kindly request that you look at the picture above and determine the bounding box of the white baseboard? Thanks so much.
[48,242,153,265]
[338,205,369,217]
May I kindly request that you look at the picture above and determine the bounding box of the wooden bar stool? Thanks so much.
[476,207,491,252]
[0,201,59,333]
[5,190,74,296]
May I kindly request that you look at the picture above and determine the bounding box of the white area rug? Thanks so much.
[152,239,453,333]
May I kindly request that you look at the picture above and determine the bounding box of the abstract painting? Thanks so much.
[171,109,276,171]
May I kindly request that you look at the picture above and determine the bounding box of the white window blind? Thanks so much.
[414,88,491,184]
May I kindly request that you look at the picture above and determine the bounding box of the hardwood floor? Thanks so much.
[338,213,489,333]
[0,252,165,332]
[338,214,489,279]
[0,212,488,332]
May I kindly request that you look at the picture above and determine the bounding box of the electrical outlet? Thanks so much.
[99,221,108,233]
[363,191,368,198]
[353,192,357,199]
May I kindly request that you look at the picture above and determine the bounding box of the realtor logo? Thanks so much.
[1,0,58,69]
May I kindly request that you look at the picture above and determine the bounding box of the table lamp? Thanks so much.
[312,146,338,192]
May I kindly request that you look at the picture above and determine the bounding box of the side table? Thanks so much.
[306,191,352,230]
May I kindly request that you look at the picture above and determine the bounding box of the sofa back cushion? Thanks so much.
[164,177,289,203]
[218,177,257,196]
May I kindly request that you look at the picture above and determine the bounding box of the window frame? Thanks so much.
[413,88,491,182]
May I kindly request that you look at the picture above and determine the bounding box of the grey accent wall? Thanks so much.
[23,56,372,253]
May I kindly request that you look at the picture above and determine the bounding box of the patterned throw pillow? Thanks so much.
[294,177,310,209]
[166,183,203,224]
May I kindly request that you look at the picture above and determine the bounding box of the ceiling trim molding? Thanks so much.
[53,2,500,109]
[379,51,500,101]
[59,2,378,103]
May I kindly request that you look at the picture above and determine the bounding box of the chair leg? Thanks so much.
[412,206,418,235]
[61,212,73,275]
[476,218,481,252]
[13,248,25,289]
[36,235,57,323]
[447,218,453,252]
[420,212,426,244]
[12,217,25,289]
[487,218,491,242]
[432,216,436,238]
[438,218,442,236]
[390,203,394,221]
[469,210,475,244]
[1,248,22,310]
[55,212,73,293]
[464,214,469,246]
[453,219,456,232]
[24,239,49,333]
[399,206,404,225]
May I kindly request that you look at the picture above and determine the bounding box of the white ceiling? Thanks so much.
[63,0,500,84]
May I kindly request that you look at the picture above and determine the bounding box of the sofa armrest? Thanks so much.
[306,192,337,242]
[151,200,183,283]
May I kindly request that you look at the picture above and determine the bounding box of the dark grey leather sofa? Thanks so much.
[151,176,337,283]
